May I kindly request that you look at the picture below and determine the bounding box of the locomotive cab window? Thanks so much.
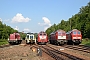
[30,36,33,39]
[27,35,29,38]
[40,34,42,36]
[43,34,46,36]
[78,31,81,34]
[62,32,65,35]
[73,32,76,34]
[58,32,61,35]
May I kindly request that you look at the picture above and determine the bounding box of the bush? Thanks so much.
[81,39,90,46]
[0,39,9,46]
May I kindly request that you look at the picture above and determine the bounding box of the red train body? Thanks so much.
[36,31,48,44]
[66,29,82,45]
[8,33,22,44]
[49,29,67,45]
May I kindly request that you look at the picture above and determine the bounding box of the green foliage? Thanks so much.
[34,33,38,38]
[0,39,9,45]
[45,2,90,38]
[0,21,18,39]
[19,32,26,40]
[81,39,90,46]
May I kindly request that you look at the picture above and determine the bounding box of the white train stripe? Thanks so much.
[58,36,66,39]
[39,36,46,39]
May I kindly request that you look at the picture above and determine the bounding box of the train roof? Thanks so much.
[50,29,66,35]
[66,29,80,34]
[72,29,80,31]
[39,31,46,33]
[55,29,65,33]
[26,33,34,35]
[27,32,34,34]
[13,33,20,35]
[50,32,55,35]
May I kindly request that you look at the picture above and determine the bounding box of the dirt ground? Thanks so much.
[0,40,90,60]
[0,44,54,60]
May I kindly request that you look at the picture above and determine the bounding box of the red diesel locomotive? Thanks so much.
[66,29,82,45]
[49,29,67,45]
[8,33,22,44]
[36,31,48,44]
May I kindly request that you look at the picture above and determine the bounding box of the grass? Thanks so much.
[81,39,90,46]
[0,39,9,46]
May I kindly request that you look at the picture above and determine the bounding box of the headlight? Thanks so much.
[16,39,17,40]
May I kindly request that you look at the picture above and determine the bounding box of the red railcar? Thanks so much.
[8,33,22,44]
[66,29,82,45]
[36,31,48,44]
[49,29,67,45]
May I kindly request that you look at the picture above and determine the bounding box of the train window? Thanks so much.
[30,36,31,39]
[73,32,76,34]
[30,36,33,39]
[62,33,65,35]
[43,34,46,36]
[58,32,61,35]
[40,34,42,36]
[78,31,81,34]
[27,35,29,38]
[32,36,33,39]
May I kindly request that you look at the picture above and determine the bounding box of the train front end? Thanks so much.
[71,30,82,44]
[37,31,48,44]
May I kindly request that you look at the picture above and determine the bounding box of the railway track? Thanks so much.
[1,40,89,60]
[40,45,84,60]
[62,45,90,53]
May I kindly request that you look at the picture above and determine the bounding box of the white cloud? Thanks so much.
[11,13,31,23]
[0,18,2,22]
[38,17,52,31]
[4,19,10,22]
[14,26,19,31]
[38,23,44,26]
[23,28,31,33]
[42,17,51,25]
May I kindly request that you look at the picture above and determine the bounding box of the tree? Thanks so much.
[45,2,90,38]
[0,21,18,39]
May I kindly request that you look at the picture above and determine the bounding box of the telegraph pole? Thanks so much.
[70,18,72,30]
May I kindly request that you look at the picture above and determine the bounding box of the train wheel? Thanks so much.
[19,40,22,44]
[57,43,60,46]
[61,41,64,45]
[74,42,79,45]
[18,41,20,44]
[9,42,13,45]
[64,42,67,45]
[67,40,73,45]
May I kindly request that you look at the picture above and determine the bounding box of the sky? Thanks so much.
[0,0,90,33]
